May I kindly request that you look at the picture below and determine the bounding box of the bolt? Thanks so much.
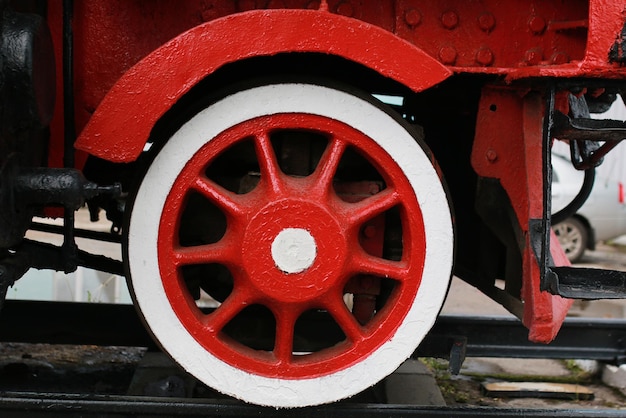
[438,46,457,65]
[369,184,380,194]
[486,149,498,162]
[475,47,494,66]
[478,12,496,32]
[551,51,569,64]
[441,11,459,29]
[405,9,422,27]
[336,2,354,17]
[528,16,546,34]
[525,49,543,65]
[363,225,377,239]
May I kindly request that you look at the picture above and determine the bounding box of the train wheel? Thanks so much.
[125,82,453,407]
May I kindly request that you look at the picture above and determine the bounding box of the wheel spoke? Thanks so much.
[273,305,300,363]
[309,137,347,199]
[192,176,246,218]
[350,252,410,282]
[205,287,252,334]
[254,131,284,196]
[325,295,364,343]
[346,188,400,226]
[172,240,239,267]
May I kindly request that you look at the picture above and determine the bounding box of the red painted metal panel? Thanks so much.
[471,86,573,343]
[39,0,626,350]
[74,8,451,162]
[394,0,588,69]
[47,0,626,166]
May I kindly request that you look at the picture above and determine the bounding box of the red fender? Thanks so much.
[75,9,451,163]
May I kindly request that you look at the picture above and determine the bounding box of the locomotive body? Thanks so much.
[1,0,625,406]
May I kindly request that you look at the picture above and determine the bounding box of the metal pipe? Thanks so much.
[62,0,77,272]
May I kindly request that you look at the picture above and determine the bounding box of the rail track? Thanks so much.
[1,300,626,416]
[1,392,626,418]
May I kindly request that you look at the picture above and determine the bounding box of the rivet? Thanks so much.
[550,51,569,64]
[478,12,496,32]
[528,16,546,34]
[441,11,459,29]
[369,184,380,195]
[475,47,494,66]
[525,49,543,65]
[486,149,498,162]
[405,8,422,27]
[337,2,354,17]
[438,46,457,65]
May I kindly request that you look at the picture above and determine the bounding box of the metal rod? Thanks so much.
[0,392,624,418]
[29,221,122,244]
[540,85,555,282]
[62,0,76,169]
[62,0,77,273]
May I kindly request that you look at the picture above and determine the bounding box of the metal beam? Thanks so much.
[0,392,624,418]
[1,300,625,363]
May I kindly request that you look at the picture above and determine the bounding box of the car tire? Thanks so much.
[552,217,588,263]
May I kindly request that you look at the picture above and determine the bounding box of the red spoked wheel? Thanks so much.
[126,83,453,407]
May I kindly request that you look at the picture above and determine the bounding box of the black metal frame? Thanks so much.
[541,83,626,299]
[2,300,626,365]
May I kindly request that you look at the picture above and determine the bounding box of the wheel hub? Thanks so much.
[271,228,317,274]
[242,199,348,303]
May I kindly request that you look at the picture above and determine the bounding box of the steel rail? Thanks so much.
[1,301,626,417]
[0,392,624,418]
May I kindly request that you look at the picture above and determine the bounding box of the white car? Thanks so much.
[551,152,626,262]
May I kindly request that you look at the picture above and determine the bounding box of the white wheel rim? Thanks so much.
[127,83,453,407]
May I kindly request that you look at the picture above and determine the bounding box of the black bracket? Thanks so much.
[553,110,626,170]
[542,89,626,299]
[547,267,626,300]
[15,167,121,211]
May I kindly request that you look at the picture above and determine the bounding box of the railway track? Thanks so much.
[1,300,626,416]
[1,300,626,364]
[1,392,626,418]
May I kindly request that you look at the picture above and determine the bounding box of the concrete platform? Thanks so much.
[385,359,445,405]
